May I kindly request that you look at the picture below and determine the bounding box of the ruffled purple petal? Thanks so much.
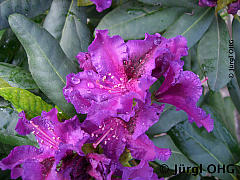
[11,166,23,179]
[121,160,158,180]
[21,159,44,180]
[58,116,89,153]
[125,33,161,80]
[90,0,112,12]
[0,145,42,170]
[228,0,240,14]
[87,153,114,179]
[199,0,217,7]
[155,71,214,132]
[128,134,171,161]
[152,36,187,79]
[89,30,128,80]
[15,111,32,135]
[76,52,96,71]
[131,94,164,139]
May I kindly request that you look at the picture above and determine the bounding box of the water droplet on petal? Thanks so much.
[154,37,162,45]
[87,82,95,88]
[71,76,80,84]
[122,138,126,142]
[87,71,93,76]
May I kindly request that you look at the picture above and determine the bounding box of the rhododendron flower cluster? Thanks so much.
[199,0,240,14]
[0,30,214,179]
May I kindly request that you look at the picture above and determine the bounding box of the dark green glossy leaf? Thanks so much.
[137,0,198,8]
[0,0,52,30]
[183,43,204,79]
[163,7,214,48]
[152,135,196,170]
[169,173,201,180]
[168,106,240,180]
[147,105,187,135]
[0,62,38,90]
[8,14,78,116]
[0,29,5,39]
[228,77,240,113]
[203,91,237,138]
[233,17,240,87]
[44,0,91,61]
[197,15,230,90]
[0,29,21,63]
[96,1,186,40]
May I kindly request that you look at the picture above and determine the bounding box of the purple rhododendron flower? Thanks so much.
[199,0,217,7]
[63,30,164,122]
[228,0,240,14]
[151,36,214,132]
[0,108,164,180]
[90,0,112,12]
[0,108,116,180]
[81,93,171,162]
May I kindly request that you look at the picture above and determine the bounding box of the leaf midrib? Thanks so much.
[213,15,220,89]
[12,16,66,84]
[181,7,211,36]
[183,129,237,179]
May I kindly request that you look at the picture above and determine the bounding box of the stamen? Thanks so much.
[93,129,112,148]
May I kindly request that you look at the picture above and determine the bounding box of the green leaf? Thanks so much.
[0,62,38,90]
[0,78,10,88]
[152,135,196,170]
[223,96,236,137]
[0,29,5,40]
[203,91,237,138]
[137,0,198,8]
[0,87,53,119]
[147,105,187,135]
[168,109,240,180]
[0,0,52,30]
[96,1,186,40]
[183,43,204,79]
[44,0,91,61]
[77,0,93,6]
[163,7,214,48]
[228,77,240,114]
[0,108,36,147]
[197,15,230,90]
[233,17,240,87]
[169,173,201,180]
[0,29,21,63]
[8,14,78,116]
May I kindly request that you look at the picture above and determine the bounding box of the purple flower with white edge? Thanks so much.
[64,30,176,123]
[90,0,112,12]
[0,108,117,180]
[81,93,171,162]
[150,36,214,132]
